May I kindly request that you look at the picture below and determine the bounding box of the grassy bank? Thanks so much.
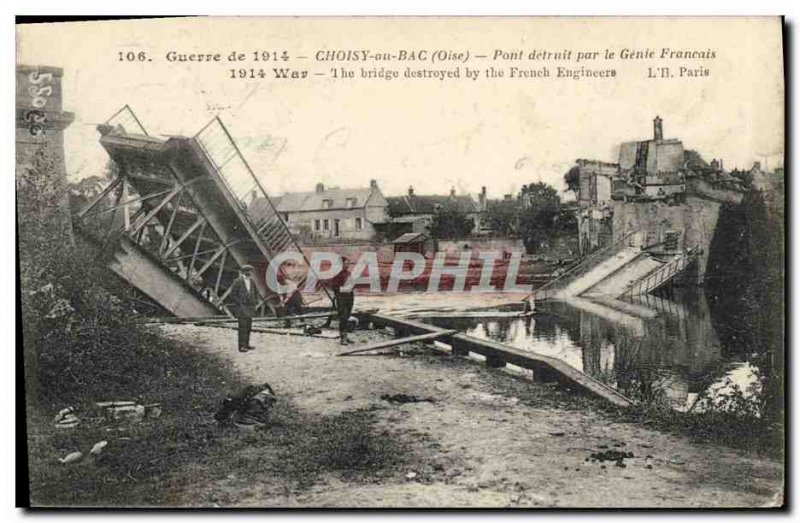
[423,353,783,460]
[26,331,414,507]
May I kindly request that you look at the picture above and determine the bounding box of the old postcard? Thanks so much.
[16,16,785,508]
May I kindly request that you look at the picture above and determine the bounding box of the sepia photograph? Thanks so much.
[15,16,785,509]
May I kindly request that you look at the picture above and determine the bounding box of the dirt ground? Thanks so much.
[158,323,783,508]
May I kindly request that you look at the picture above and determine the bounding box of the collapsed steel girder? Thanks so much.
[74,106,328,317]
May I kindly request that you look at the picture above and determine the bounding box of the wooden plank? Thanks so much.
[252,312,333,323]
[337,330,457,357]
[402,311,526,319]
[191,311,333,325]
[450,333,633,407]
[368,313,452,334]
[365,312,633,408]
[140,315,230,324]
[202,323,339,339]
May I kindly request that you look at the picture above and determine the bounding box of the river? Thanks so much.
[429,288,761,412]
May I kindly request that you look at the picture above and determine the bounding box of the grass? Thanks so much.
[418,347,784,460]
[26,334,413,507]
[619,403,784,460]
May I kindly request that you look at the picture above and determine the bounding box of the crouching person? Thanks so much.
[276,272,304,327]
[231,264,258,353]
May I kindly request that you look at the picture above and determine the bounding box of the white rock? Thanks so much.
[90,441,108,455]
[59,451,83,464]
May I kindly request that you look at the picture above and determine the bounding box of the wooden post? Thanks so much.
[485,354,505,368]
[450,338,469,356]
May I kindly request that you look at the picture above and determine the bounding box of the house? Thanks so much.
[392,232,435,256]
[252,180,388,242]
[376,186,484,239]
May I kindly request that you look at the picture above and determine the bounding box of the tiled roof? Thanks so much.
[386,194,480,215]
[393,232,429,244]
[252,186,385,213]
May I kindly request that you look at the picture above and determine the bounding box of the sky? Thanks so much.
[16,17,784,200]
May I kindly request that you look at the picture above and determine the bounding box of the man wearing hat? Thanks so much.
[230,265,258,352]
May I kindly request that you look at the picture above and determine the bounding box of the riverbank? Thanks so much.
[153,323,782,508]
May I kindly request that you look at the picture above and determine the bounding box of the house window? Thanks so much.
[355,217,363,230]
[323,219,330,231]
[314,219,321,231]
[345,197,357,208]
[322,199,333,209]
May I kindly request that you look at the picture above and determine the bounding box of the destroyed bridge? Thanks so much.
[74,106,329,318]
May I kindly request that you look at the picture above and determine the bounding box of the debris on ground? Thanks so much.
[302,324,322,336]
[59,451,83,465]
[95,401,162,423]
[467,391,520,408]
[589,449,635,468]
[589,449,635,461]
[90,441,108,456]
[144,404,163,418]
[54,407,79,429]
[105,404,145,422]
[214,383,277,427]
[380,393,436,404]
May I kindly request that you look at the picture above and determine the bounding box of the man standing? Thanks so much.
[328,257,354,345]
[230,265,258,353]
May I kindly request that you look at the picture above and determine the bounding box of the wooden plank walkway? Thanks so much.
[365,312,633,408]
[201,323,339,339]
[400,311,529,320]
[337,330,458,357]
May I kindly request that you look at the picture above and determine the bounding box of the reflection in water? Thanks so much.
[431,289,752,411]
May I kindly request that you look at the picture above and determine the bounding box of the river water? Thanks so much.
[429,289,759,411]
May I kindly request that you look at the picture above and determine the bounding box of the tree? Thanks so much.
[485,199,519,236]
[518,182,561,254]
[563,165,581,196]
[429,206,474,239]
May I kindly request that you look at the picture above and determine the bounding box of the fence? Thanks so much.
[105,104,148,136]
[193,117,330,301]
[526,230,640,302]
[621,247,698,297]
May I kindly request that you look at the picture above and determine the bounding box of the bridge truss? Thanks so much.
[74,106,330,317]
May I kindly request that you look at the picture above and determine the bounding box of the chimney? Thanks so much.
[719,158,724,171]
[315,182,324,194]
[653,116,663,141]
[479,186,487,210]
[450,187,456,198]
[408,185,414,196]
[370,179,378,189]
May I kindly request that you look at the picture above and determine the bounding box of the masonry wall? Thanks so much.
[16,65,74,241]
[438,237,525,255]
[288,207,377,242]
[610,198,722,284]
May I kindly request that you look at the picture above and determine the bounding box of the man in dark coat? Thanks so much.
[230,265,258,352]
[328,258,354,345]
